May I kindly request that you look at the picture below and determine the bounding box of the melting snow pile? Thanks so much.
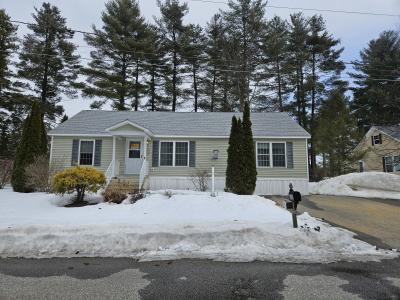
[309,172,400,200]
[0,187,397,263]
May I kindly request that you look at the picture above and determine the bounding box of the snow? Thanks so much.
[0,187,397,263]
[309,172,400,200]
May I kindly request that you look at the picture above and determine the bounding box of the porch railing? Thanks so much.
[139,159,149,191]
[105,159,115,185]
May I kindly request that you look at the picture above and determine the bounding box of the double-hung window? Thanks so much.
[159,141,189,167]
[384,155,400,172]
[256,142,286,168]
[257,143,270,167]
[272,143,286,167]
[160,142,174,166]
[79,140,94,165]
[175,142,189,166]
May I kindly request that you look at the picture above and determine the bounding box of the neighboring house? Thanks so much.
[354,125,400,173]
[48,110,311,195]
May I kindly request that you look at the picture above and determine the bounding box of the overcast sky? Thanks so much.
[1,0,399,117]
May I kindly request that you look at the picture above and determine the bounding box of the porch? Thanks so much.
[104,134,150,191]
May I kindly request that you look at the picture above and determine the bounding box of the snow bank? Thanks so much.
[0,187,397,263]
[310,172,400,200]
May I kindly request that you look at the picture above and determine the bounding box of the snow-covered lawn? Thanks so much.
[0,187,397,263]
[309,172,400,200]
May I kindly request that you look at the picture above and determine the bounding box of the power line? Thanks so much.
[189,0,400,17]
[4,49,399,82]
[10,19,400,74]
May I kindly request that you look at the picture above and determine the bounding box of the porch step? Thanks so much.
[107,177,139,194]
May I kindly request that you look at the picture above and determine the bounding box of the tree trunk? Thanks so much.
[150,66,155,111]
[134,58,139,111]
[310,52,317,179]
[211,67,216,112]
[193,63,198,112]
[276,57,283,112]
[172,29,177,112]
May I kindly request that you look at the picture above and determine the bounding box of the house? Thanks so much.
[354,125,400,173]
[48,110,311,195]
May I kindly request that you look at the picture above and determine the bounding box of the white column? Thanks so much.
[211,166,216,197]
[112,136,116,177]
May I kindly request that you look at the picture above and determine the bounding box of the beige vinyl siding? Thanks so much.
[51,136,113,173]
[355,128,400,173]
[148,138,308,178]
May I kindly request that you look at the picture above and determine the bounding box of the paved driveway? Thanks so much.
[296,195,400,250]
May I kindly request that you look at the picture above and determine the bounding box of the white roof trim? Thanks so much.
[105,120,154,137]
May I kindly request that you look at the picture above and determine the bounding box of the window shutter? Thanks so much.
[286,142,294,168]
[71,139,79,166]
[378,134,382,144]
[94,140,102,166]
[152,140,159,167]
[382,157,387,172]
[189,141,196,167]
[371,136,374,146]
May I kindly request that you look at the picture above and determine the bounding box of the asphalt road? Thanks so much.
[0,258,399,299]
[299,195,400,250]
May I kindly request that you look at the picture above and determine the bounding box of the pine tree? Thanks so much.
[182,24,206,112]
[201,13,225,112]
[240,102,257,194]
[350,30,400,130]
[144,26,168,111]
[0,9,26,158]
[222,0,266,111]
[315,88,361,177]
[156,0,188,111]
[287,13,310,127]
[17,3,80,122]
[60,114,68,123]
[82,0,151,111]
[11,101,48,192]
[306,15,344,180]
[259,16,291,112]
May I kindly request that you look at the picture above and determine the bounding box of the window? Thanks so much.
[160,142,173,166]
[175,142,189,166]
[128,141,141,158]
[385,155,400,172]
[257,143,270,167]
[373,135,381,145]
[79,140,94,165]
[272,143,286,167]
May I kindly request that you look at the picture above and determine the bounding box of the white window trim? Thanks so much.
[384,155,400,172]
[256,142,271,168]
[159,141,190,167]
[78,139,95,166]
[256,141,287,168]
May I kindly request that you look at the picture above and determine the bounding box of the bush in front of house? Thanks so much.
[11,101,48,192]
[52,166,106,203]
[103,183,129,204]
[225,102,257,195]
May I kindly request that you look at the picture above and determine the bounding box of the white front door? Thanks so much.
[125,140,142,174]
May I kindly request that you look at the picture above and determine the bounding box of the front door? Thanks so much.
[125,140,142,174]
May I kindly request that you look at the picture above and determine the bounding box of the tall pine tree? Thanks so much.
[226,116,244,193]
[223,0,266,111]
[17,3,80,122]
[11,101,48,192]
[0,9,27,158]
[82,0,151,111]
[156,0,188,111]
[315,88,361,177]
[351,30,400,130]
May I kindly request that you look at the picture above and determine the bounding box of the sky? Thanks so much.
[1,0,399,117]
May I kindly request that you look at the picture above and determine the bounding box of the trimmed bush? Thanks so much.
[53,166,106,203]
[11,101,47,192]
[103,182,129,204]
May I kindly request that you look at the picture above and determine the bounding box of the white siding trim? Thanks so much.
[149,176,309,195]
[49,136,54,165]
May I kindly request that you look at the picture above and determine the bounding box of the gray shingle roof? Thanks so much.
[375,125,400,141]
[49,110,310,138]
